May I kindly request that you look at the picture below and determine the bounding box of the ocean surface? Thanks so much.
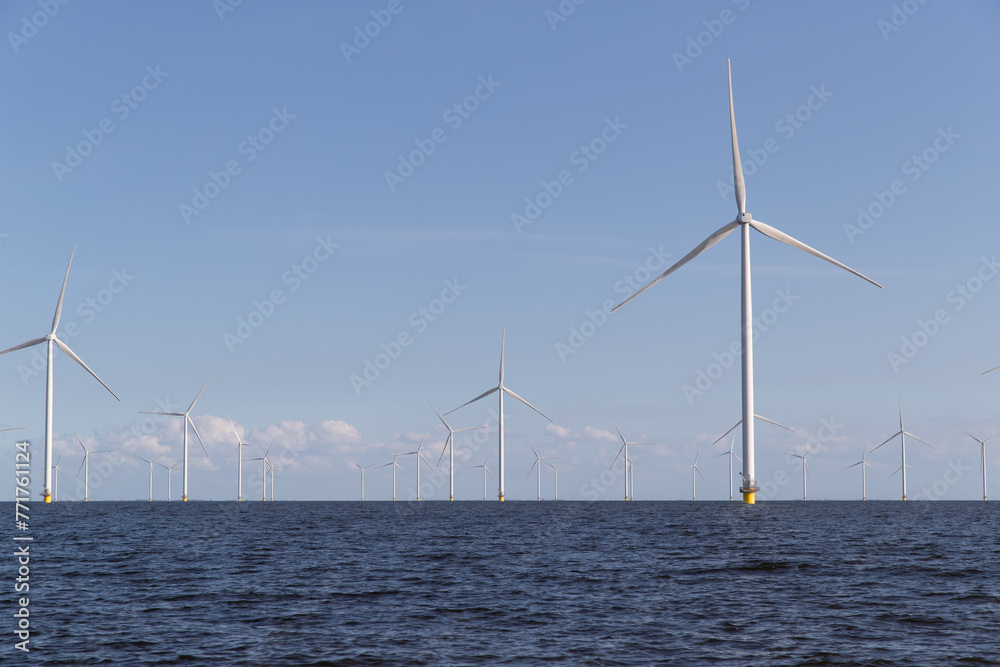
[16,501,1000,665]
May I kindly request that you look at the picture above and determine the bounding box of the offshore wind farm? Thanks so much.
[2,3,999,664]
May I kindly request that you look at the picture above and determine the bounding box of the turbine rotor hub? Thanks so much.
[740,212,752,224]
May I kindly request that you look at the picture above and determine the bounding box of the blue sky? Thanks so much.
[2,1,999,501]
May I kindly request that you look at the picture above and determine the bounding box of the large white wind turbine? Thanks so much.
[958,428,999,501]
[871,399,933,500]
[527,444,556,501]
[349,459,379,501]
[447,325,552,501]
[844,445,876,501]
[140,377,212,501]
[225,418,255,501]
[431,402,485,501]
[75,434,109,502]
[712,434,743,501]
[690,448,705,500]
[0,249,120,503]
[468,452,496,501]
[612,61,881,504]
[157,460,180,502]
[135,454,163,501]
[609,418,660,501]
[784,445,816,501]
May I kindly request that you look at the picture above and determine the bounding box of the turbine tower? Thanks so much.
[546,460,565,501]
[844,445,876,501]
[431,402,485,501]
[784,445,816,501]
[612,61,881,504]
[468,452,495,501]
[225,418,255,501]
[140,377,212,501]
[135,454,163,501]
[712,434,743,501]
[871,398,933,500]
[690,448,705,500]
[247,439,274,501]
[609,418,660,501]
[0,249,120,503]
[401,432,433,501]
[378,446,407,501]
[447,325,552,501]
[958,428,999,501]
[349,459,378,501]
[157,460,180,501]
[526,444,556,501]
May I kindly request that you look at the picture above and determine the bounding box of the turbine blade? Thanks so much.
[526,459,538,477]
[903,431,935,449]
[224,444,239,467]
[503,387,552,422]
[983,365,1000,375]
[436,434,452,467]
[53,337,120,400]
[610,442,627,470]
[188,415,211,461]
[139,411,183,416]
[749,219,883,288]
[429,402,450,430]
[844,461,862,470]
[188,376,213,413]
[754,414,794,432]
[445,386,499,415]
[613,220,740,311]
[75,433,88,454]
[712,420,741,446]
[52,247,75,334]
[0,336,47,356]
[611,417,627,445]
[728,60,746,215]
[871,431,902,452]
[77,456,86,476]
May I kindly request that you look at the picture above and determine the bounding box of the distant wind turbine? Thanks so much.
[545,460,565,501]
[784,445,816,501]
[247,439,274,501]
[75,434,109,502]
[844,445,876,501]
[958,428,999,501]
[690,448,705,500]
[140,377,212,501]
[0,249,120,503]
[871,398,933,500]
[628,454,650,500]
[612,61,882,504]
[712,434,743,501]
[156,460,181,502]
[53,454,67,502]
[135,454,163,501]
[349,459,379,501]
[526,444,556,501]
[467,452,495,501]
[609,418,660,501]
[225,418,255,501]
[378,446,407,501]
[400,431,433,500]
[431,402,485,501]
[447,325,552,501]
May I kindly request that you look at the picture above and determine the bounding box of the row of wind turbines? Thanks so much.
[5,60,999,504]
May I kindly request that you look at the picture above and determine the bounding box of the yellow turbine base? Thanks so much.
[902,496,907,501]
[499,494,505,502]
[183,496,188,502]
[44,494,52,503]
[742,491,756,505]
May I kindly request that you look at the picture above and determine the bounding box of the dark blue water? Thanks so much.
[15,501,1000,665]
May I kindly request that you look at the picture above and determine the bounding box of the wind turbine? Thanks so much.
[609,418,660,501]
[157,460,180,501]
[712,434,743,501]
[844,445,876,501]
[468,452,495,501]
[349,459,379,501]
[628,454,651,500]
[247,439,274,501]
[225,418,254,501]
[447,325,553,501]
[784,445,816,501]
[135,454,163,501]
[611,61,881,504]
[526,444,556,501]
[546,460,566,501]
[0,249,120,503]
[53,454,67,502]
[871,398,933,500]
[378,446,407,501]
[400,431,434,501]
[75,434,109,502]
[431,402,485,501]
[958,428,999,501]
[140,377,212,501]
[690,448,705,500]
